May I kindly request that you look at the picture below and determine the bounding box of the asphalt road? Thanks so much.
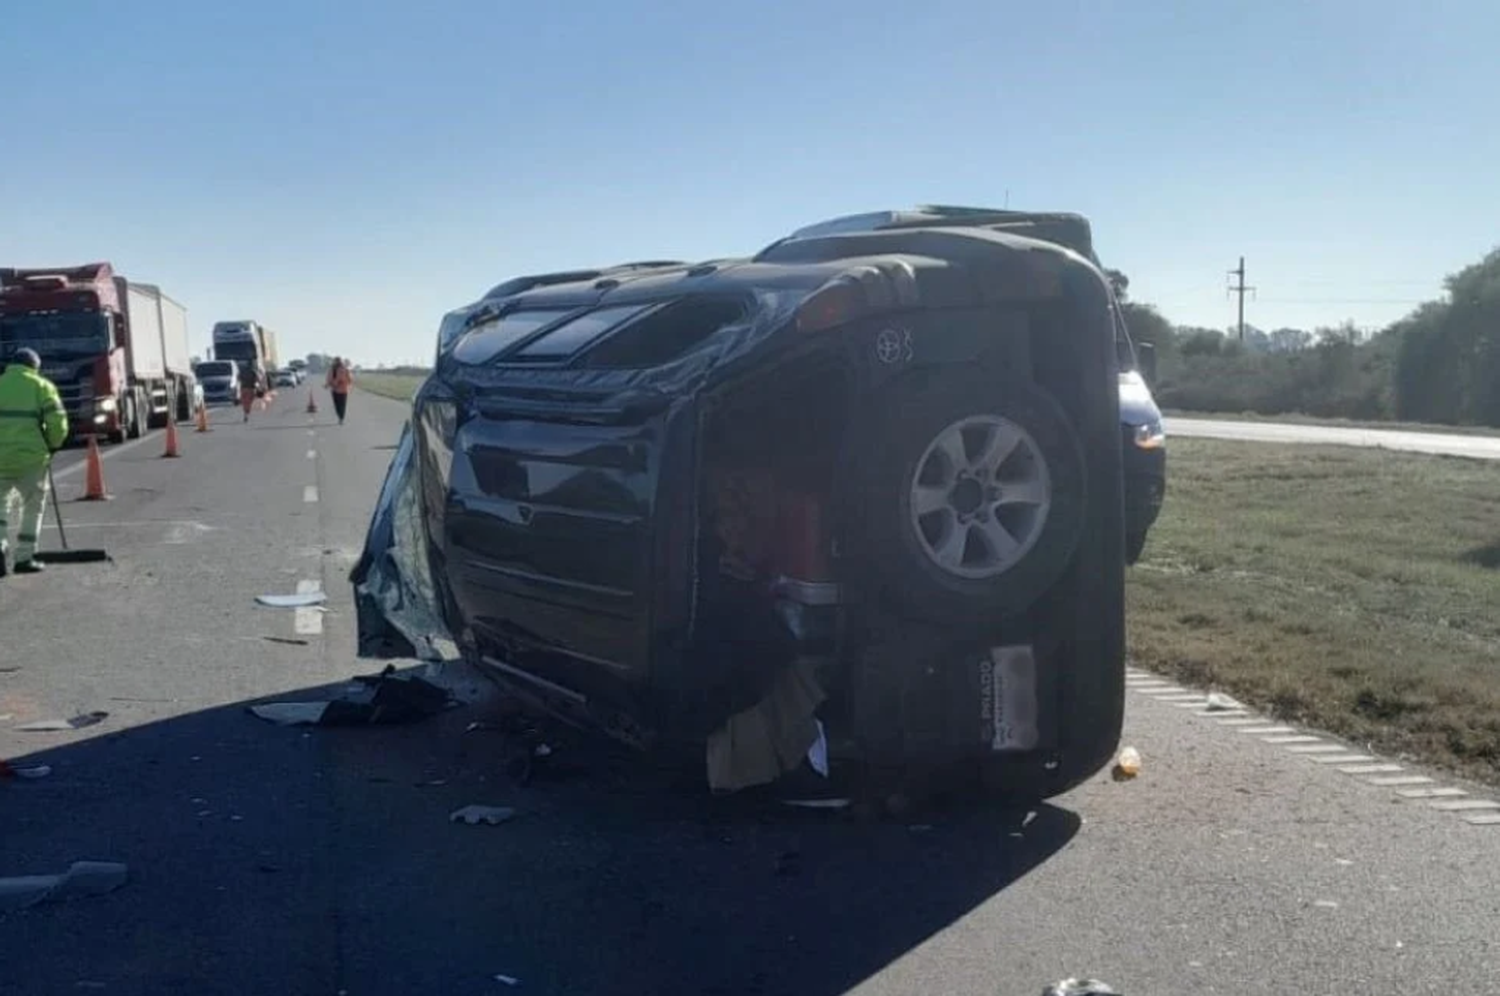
[4,391,1499,996]
[1166,416,1500,460]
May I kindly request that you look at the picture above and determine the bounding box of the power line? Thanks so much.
[1227,257,1256,342]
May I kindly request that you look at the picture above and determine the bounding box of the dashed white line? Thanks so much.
[307,449,316,459]
[1127,675,1499,827]
[1429,799,1500,813]
[294,579,324,637]
[1397,787,1467,799]
[303,485,319,503]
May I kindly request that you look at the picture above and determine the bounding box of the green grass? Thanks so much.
[1129,438,1500,785]
[1164,408,1500,438]
[358,372,428,402]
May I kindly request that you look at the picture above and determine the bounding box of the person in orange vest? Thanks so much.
[239,363,260,423]
[325,357,353,425]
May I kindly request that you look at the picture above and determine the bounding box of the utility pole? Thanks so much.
[1227,257,1255,342]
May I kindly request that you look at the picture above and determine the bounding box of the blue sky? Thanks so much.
[2,1,1496,365]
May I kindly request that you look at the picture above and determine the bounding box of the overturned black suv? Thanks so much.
[354,209,1128,802]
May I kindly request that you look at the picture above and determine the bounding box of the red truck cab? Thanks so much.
[0,262,158,442]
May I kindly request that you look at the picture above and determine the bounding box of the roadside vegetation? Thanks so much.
[1115,243,1500,427]
[1163,409,1500,439]
[357,370,428,402]
[1129,438,1500,785]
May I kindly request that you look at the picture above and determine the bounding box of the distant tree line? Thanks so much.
[1113,246,1500,425]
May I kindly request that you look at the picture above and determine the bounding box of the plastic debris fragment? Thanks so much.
[1044,979,1120,995]
[0,861,129,912]
[1112,746,1141,780]
[255,592,328,608]
[451,805,517,826]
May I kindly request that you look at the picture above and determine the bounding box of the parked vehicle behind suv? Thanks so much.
[194,359,240,406]
[353,218,1127,804]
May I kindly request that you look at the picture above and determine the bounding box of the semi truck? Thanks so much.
[211,320,279,387]
[0,262,196,443]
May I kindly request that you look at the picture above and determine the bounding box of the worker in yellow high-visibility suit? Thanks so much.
[0,348,69,576]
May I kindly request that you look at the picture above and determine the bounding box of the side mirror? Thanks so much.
[1136,342,1157,386]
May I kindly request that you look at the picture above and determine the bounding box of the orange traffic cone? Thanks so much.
[195,404,211,433]
[81,435,111,501]
[306,389,318,414]
[162,417,181,458]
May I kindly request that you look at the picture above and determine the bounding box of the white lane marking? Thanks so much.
[1263,735,1323,745]
[1338,763,1404,774]
[294,579,324,636]
[1397,787,1467,799]
[1239,726,1295,735]
[52,433,156,481]
[307,450,316,460]
[1465,814,1500,825]
[1286,744,1351,754]
[307,429,316,436]
[1311,754,1376,765]
[41,520,213,531]
[1429,799,1500,812]
[1367,775,1435,787]
[303,485,319,503]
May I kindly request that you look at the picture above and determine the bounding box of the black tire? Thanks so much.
[1124,529,1148,566]
[119,395,139,441]
[861,369,1087,625]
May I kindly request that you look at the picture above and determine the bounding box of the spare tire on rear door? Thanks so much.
[861,368,1086,625]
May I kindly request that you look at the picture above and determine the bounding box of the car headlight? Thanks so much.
[1133,420,1165,450]
[96,396,118,413]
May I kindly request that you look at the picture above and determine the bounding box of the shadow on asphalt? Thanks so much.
[1,671,1080,995]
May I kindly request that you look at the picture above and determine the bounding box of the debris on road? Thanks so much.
[705,661,825,792]
[450,805,517,826]
[780,797,852,810]
[1205,691,1241,712]
[255,592,328,608]
[0,761,52,779]
[248,702,328,726]
[0,860,129,912]
[248,666,452,727]
[17,711,109,732]
[263,636,311,646]
[493,974,521,987]
[1112,746,1142,781]
[1044,980,1120,996]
